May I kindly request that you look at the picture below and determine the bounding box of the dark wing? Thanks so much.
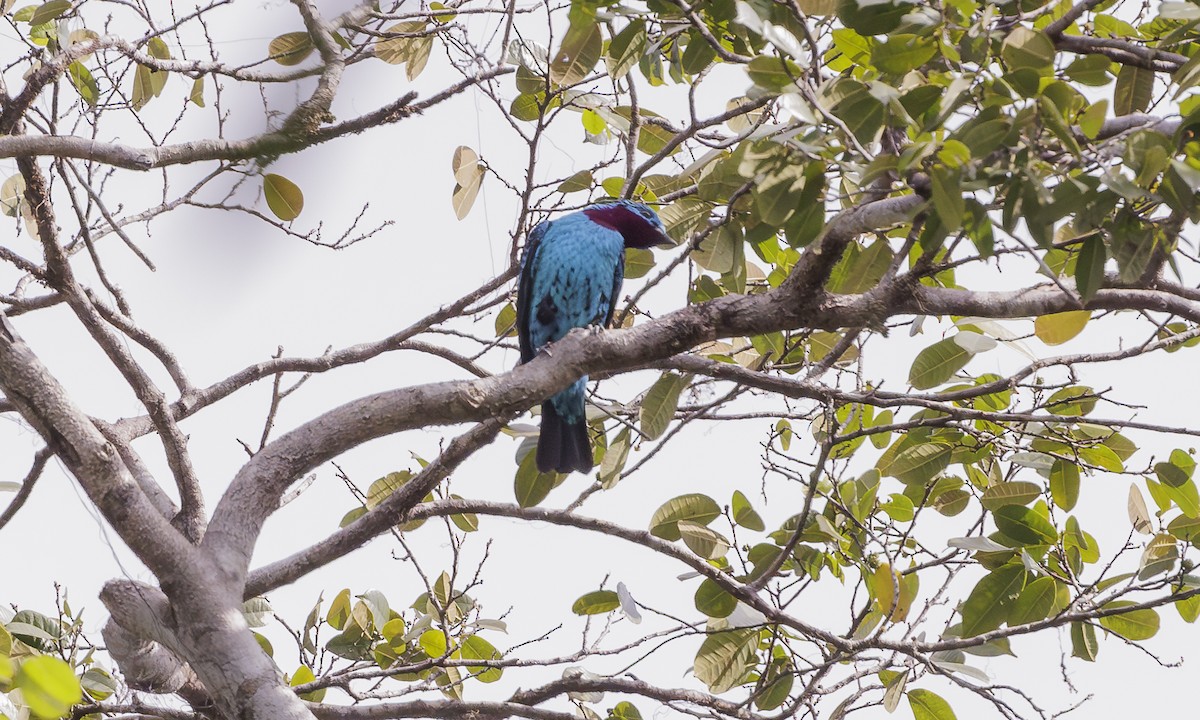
[516,221,549,363]
[602,249,625,328]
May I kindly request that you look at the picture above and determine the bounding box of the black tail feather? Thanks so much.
[536,402,593,474]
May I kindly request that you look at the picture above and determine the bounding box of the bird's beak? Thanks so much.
[655,231,675,248]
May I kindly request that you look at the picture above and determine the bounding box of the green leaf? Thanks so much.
[15,655,83,720]
[1098,602,1160,640]
[366,470,411,509]
[640,372,690,440]
[29,0,69,26]
[550,21,602,86]
[732,490,765,531]
[571,590,620,615]
[606,20,646,80]
[418,628,449,657]
[694,578,737,618]
[1138,533,1178,579]
[649,493,721,540]
[929,167,964,232]
[693,629,757,693]
[746,55,801,90]
[871,34,937,74]
[994,505,1058,545]
[624,247,655,278]
[581,108,606,135]
[1165,479,1200,518]
[980,481,1041,510]
[448,494,479,532]
[880,442,952,484]
[80,667,118,702]
[598,426,632,488]
[908,688,957,720]
[289,665,326,702]
[1038,94,1082,156]
[1071,621,1098,661]
[1114,64,1154,116]
[678,520,730,559]
[1050,460,1081,511]
[268,31,314,66]
[1001,27,1054,70]
[1176,595,1200,624]
[1009,576,1057,626]
[557,170,593,194]
[131,63,167,110]
[609,701,643,720]
[264,173,304,221]
[460,635,503,682]
[1078,100,1107,139]
[754,666,793,711]
[909,338,971,389]
[961,565,1027,636]
[514,449,560,508]
[1066,54,1113,86]
[692,225,740,274]
[1168,512,1200,540]
[67,62,98,106]
[327,588,351,630]
[1074,236,1106,302]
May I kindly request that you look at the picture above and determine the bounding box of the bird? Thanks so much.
[516,199,674,474]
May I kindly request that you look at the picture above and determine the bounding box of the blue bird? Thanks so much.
[517,199,673,474]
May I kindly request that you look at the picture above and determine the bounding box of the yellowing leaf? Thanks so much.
[376,22,425,64]
[1,173,25,217]
[451,174,483,220]
[269,32,314,66]
[189,76,205,107]
[1034,311,1090,345]
[451,146,482,186]
[263,173,304,221]
[550,21,602,86]
[1128,484,1153,534]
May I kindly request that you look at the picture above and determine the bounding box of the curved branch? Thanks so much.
[0,68,511,170]
[244,419,508,596]
[205,192,1200,591]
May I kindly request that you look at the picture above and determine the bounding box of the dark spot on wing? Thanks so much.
[536,295,557,326]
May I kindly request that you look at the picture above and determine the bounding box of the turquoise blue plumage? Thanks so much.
[517,200,672,473]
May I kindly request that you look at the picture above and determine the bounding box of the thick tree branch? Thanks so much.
[244,419,509,596]
[0,313,195,577]
[204,192,1200,592]
[0,68,510,170]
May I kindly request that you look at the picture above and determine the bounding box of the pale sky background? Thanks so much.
[1,1,1198,719]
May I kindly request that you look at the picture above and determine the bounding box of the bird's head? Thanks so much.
[583,199,674,250]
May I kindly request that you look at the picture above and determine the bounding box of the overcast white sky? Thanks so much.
[2,1,1198,719]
